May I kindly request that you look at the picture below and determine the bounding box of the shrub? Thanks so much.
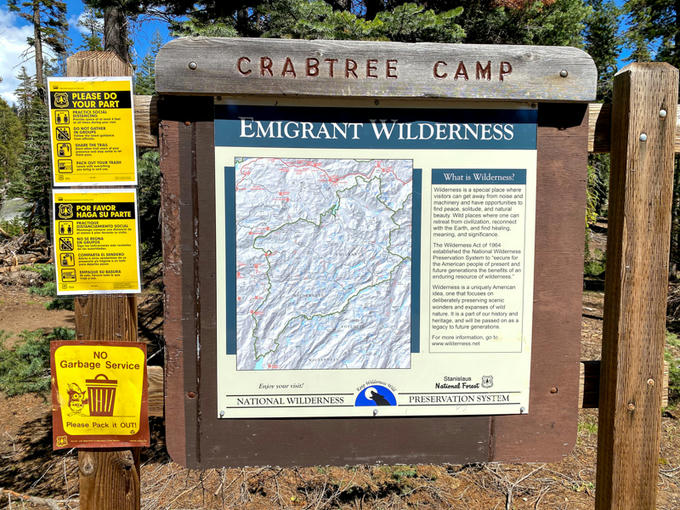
[0,328,74,397]
[26,263,74,310]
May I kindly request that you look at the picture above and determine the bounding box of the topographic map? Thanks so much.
[235,157,413,370]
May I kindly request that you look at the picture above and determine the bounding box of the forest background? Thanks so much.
[1,2,680,506]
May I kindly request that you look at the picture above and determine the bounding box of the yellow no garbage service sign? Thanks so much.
[51,341,149,449]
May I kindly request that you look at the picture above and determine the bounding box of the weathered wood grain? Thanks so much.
[158,96,214,467]
[133,95,158,148]
[134,96,680,153]
[579,360,669,409]
[75,295,141,510]
[596,63,678,510]
[147,366,163,417]
[491,104,587,463]
[67,51,132,77]
[156,38,597,102]
[68,52,141,510]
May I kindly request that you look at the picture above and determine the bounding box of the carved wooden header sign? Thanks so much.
[156,37,596,467]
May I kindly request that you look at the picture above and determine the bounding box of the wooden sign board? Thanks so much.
[157,38,596,468]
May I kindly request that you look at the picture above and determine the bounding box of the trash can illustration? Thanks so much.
[85,374,117,416]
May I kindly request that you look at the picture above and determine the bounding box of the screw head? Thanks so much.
[660,109,668,118]
[219,410,225,418]
[187,391,197,399]
[520,406,526,414]
[627,402,636,411]
[188,61,198,70]
[550,386,558,394]
[647,378,655,387]
[373,409,378,416]
[639,133,648,142]
[559,69,568,78]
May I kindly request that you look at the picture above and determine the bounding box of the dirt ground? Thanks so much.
[0,267,679,508]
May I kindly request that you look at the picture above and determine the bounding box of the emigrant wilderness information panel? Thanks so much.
[215,98,537,418]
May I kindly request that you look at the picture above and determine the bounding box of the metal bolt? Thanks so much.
[627,402,636,411]
[520,407,526,414]
[660,109,668,118]
[550,386,558,394]
[187,391,197,399]
[639,133,648,142]
[220,410,225,418]
[559,69,568,78]
[188,61,197,70]
[373,409,378,416]
[647,378,655,387]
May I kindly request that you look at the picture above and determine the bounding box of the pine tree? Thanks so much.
[584,0,620,101]
[0,98,24,185]
[8,1,69,95]
[14,67,35,133]
[624,0,676,65]
[135,31,163,95]
[78,7,104,51]
[9,97,51,233]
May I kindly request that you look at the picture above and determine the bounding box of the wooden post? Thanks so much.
[66,51,141,510]
[596,63,678,509]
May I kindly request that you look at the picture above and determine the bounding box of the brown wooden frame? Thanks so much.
[159,96,588,467]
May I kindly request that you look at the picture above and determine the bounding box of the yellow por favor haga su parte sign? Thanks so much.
[48,76,137,186]
[52,189,141,294]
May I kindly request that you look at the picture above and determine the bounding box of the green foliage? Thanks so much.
[174,18,238,37]
[588,154,609,217]
[0,218,26,237]
[585,164,599,228]
[26,263,74,310]
[175,1,464,42]
[0,327,74,397]
[8,97,51,233]
[665,331,680,405]
[388,466,418,482]
[25,263,54,281]
[372,4,464,43]
[8,0,70,87]
[135,31,163,95]
[14,67,35,131]
[0,97,24,184]
[78,7,104,51]
[584,0,621,101]
[138,150,162,265]
[455,0,590,46]
[584,248,606,277]
[7,0,69,55]
[625,0,678,66]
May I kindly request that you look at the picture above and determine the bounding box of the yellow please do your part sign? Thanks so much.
[48,76,137,186]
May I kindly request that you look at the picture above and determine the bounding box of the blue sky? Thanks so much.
[0,0,172,104]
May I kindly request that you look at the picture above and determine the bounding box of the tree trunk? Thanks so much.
[32,2,44,96]
[104,7,129,64]
[365,0,380,20]
[330,0,351,9]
